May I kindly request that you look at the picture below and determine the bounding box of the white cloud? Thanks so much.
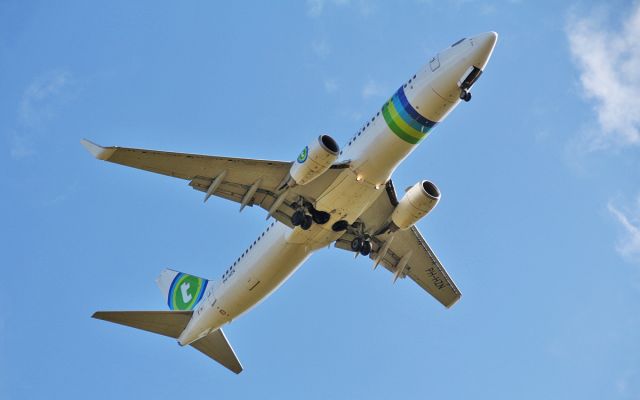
[361,79,383,99]
[9,131,36,160]
[9,70,73,159]
[311,38,331,58]
[19,70,71,127]
[323,78,338,93]
[567,4,640,149]
[615,369,639,397]
[608,195,640,262]
[307,0,325,17]
[306,0,373,18]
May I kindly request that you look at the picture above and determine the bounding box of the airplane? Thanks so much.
[84,32,498,374]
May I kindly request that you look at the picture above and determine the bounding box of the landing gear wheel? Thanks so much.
[311,211,331,225]
[300,215,313,230]
[460,89,471,102]
[331,220,349,232]
[291,210,305,226]
[360,240,372,256]
[351,237,363,252]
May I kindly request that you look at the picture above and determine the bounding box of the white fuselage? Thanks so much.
[178,32,497,345]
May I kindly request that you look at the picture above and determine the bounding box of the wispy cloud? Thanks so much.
[323,78,338,94]
[566,3,640,149]
[615,368,639,397]
[608,195,640,263]
[361,79,383,99]
[311,38,331,58]
[306,0,374,18]
[19,70,71,127]
[307,0,325,17]
[9,70,74,159]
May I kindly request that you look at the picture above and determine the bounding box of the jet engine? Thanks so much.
[391,180,440,230]
[290,135,340,185]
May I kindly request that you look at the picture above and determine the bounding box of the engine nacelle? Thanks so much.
[391,180,441,230]
[290,135,340,185]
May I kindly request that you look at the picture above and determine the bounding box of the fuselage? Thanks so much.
[178,32,497,345]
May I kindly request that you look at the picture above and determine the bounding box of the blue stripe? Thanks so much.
[396,87,437,129]
[194,280,207,305]
[167,272,183,309]
[391,94,428,133]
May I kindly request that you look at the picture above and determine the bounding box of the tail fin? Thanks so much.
[156,269,208,311]
[92,311,243,374]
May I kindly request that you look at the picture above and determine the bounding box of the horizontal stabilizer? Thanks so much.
[191,329,243,374]
[93,311,243,373]
[92,310,192,338]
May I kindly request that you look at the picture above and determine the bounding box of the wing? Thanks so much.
[335,181,461,308]
[81,139,343,227]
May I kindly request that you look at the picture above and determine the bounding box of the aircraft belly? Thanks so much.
[315,169,384,225]
[215,223,313,322]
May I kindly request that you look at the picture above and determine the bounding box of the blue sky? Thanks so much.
[2,0,640,398]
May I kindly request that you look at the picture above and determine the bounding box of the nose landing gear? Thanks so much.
[460,88,472,102]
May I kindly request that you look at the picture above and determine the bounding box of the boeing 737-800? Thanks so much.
[84,32,498,374]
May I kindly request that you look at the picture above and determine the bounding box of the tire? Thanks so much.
[360,241,372,256]
[301,215,313,230]
[291,210,305,226]
[312,211,331,225]
[331,220,349,232]
[351,237,363,252]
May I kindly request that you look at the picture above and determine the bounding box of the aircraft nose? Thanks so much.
[468,31,498,70]
[426,31,498,104]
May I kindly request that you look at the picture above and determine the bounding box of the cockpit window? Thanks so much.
[429,55,440,72]
[451,38,465,47]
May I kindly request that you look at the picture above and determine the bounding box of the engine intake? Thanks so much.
[290,135,340,185]
[391,180,440,230]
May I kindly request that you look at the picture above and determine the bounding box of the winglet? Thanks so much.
[80,139,116,161]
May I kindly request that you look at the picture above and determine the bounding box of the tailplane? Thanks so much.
[93,311,243,374]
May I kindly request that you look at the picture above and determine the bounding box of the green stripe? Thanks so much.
[382,102,420,144]
[387,99,426,140]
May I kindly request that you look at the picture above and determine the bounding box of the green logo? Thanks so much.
[169,273,207,310]
[297,146,308,163]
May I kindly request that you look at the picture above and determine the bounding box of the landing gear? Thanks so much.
[291,210,313,230]
[332,220,349,232]
[350,236,372,256]
[351,237,363,252]
[311,210,331,225]
[460,88,472,102]
[360,240,372,256]
[300,215,313,230]
[292,210,305,227]
[290,200,330,231]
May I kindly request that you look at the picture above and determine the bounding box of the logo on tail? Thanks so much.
[168,273,207,310]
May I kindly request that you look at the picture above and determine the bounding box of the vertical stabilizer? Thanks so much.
[156,269,208,311]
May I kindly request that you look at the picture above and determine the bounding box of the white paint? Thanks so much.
[177,32,498,346]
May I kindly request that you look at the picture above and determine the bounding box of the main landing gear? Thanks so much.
[350,236,372,256]
[346,221,372,256]
[290,200,331,231]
